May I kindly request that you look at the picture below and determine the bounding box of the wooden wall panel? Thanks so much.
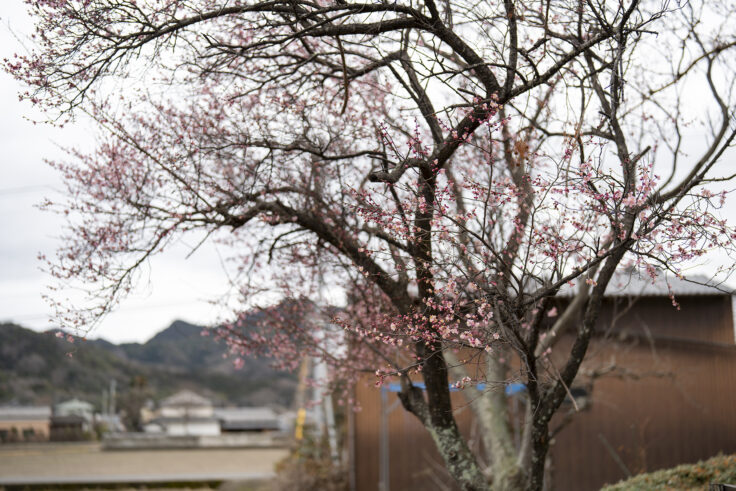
[350,295,736,491]
[550,341,736,490]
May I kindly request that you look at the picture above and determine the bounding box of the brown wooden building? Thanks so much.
[347,275,736,490]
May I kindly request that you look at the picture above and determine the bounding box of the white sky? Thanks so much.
[1,1,734,344]
[0,1,237,343]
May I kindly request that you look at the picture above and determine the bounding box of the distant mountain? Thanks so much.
[110,320,233,371]
[0,319,296,410]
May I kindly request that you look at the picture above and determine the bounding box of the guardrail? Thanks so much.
[102,431,290,450]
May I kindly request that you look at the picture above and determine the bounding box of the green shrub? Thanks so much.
[602,454,736,490]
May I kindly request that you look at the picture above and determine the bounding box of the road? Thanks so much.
[0,442,288,486]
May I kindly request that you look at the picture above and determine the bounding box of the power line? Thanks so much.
[0,185,61,197]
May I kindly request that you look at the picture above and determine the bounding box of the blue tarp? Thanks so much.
[383,382,526,395]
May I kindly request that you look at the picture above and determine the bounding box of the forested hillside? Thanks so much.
[0,320,296,409]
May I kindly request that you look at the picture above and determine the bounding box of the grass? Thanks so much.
[601,454,736,490]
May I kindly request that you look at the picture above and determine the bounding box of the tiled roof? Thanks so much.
[55,398,94,410]
[557,270,734,297]
[0,406,51,421]
[603,271,734,296]
[160,390,213,408]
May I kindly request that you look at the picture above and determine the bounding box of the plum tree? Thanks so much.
[9,0,736,488]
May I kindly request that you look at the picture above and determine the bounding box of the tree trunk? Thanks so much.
[479,354,523,490]
[445,349,523,490]
[525,250,627,490]
[399,343,490,491]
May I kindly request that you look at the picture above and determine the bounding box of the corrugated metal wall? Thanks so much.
[350,295,736,491]
[550,338,736,490]
[352,380,483,491]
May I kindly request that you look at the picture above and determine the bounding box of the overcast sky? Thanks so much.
[0,1,238,343]
[1,1,735,344]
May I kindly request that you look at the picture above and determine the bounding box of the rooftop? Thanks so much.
[0,406,51,421]
[558,270,734,297]
[55,399,94,410]
[160,390,213,408]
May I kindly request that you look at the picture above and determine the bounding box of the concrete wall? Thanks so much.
[160,407,214,418]
[165,421,220,436]
[102,432,289,450]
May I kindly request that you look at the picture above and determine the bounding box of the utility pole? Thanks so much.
[102,389,108,417]
[294,357,311,442]
[109,379,117,416]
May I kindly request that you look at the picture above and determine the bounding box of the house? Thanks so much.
[144,390,221,436]
[0,406,51,442]
[50,415,90,441]
[50,398,95,441]
[347,272,736,491]
[54,398,94,422]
